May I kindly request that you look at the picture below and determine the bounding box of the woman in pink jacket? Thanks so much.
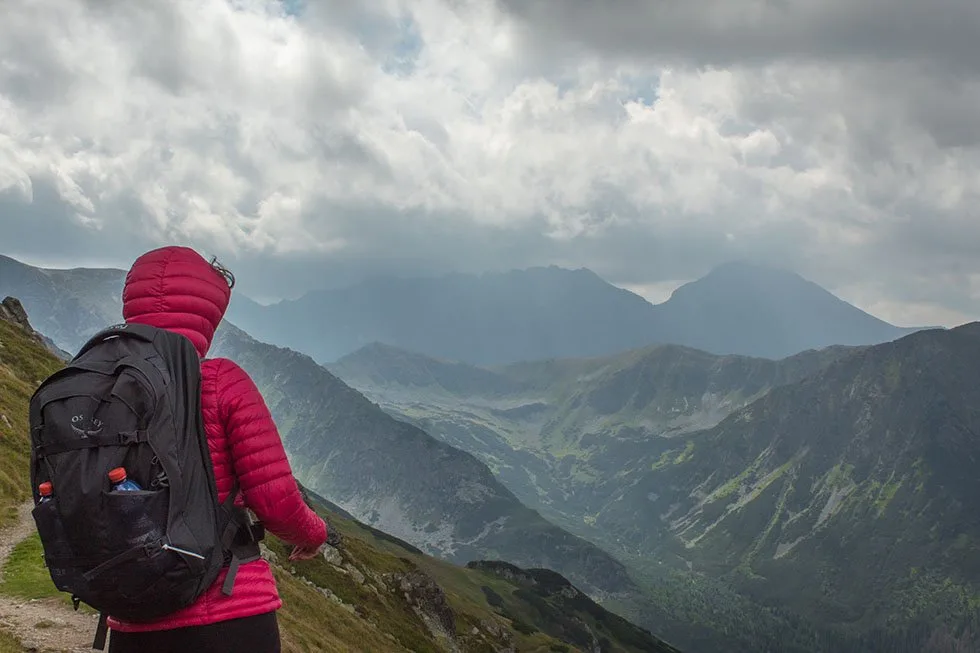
[106,245,327,653]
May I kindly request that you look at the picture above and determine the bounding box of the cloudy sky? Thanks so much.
[1,0,978,326]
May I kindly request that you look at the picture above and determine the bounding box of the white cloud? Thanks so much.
[0,0,978,325]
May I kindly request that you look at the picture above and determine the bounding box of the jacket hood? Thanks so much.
[122,246,232,358]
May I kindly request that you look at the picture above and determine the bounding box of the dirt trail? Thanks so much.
[0,499,99,653]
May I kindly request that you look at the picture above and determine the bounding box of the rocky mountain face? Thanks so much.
[0,302,679,653]
[226,260,924,365]
[0,296,70,360]
[209,322,643,605]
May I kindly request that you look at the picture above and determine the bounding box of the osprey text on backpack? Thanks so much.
[28,323,264,649]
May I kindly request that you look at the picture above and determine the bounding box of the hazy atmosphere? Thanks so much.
[2,0,978,326]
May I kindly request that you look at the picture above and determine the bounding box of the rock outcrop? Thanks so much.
[0,297,72,360]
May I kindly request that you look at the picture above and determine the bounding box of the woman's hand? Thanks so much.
[288,544,323,561]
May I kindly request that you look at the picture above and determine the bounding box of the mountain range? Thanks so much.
[330,327,980,652]
[2,250,975,652]
[226,260,927,365]
[1,253,926,365]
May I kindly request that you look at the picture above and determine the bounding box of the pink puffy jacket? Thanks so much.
[107,245,327,633]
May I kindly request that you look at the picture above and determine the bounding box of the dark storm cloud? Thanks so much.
[496,0,980,72]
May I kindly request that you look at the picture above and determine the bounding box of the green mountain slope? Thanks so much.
[330,331,980,651]
[210,323,643,603]
[0,299,679,653]
[603,323,980,649]
[329,341,854,534]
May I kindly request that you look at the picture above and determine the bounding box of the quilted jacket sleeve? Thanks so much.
[215,359,327,549]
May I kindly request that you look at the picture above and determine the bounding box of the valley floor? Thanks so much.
[0,500,97,652]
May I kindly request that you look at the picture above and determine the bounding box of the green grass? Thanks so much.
[0,628,25,653]
[0,533,60,601]
[273,565,417,653]
[874,475,904,516]
[0,487,585,653]
[0,320,87,619]
[673,441,695,465]
[0,532,96,615]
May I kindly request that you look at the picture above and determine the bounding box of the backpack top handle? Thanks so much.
[73,323,160,361]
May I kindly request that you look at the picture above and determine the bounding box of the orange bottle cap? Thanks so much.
[107,467,127,483]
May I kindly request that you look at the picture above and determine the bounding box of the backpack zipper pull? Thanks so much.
[161,543,205,560]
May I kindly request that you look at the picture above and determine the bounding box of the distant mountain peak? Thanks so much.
[677,259,824,294]
[706,259,788,274]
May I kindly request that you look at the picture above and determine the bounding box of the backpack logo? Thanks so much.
[70,415,103,437]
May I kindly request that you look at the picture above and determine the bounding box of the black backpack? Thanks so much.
[28,322,264,649]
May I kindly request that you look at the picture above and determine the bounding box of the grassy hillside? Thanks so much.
[0,315,64,530]
[266,489,681,653]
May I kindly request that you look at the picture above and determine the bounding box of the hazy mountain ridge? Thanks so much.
[230,260,927,365]
[0,254,126,353]
[651,261,928,358]
[1,254,928,366]
[226,265,661,366]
